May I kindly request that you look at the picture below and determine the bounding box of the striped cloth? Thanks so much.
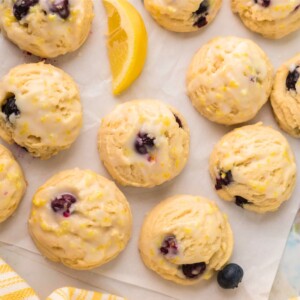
[47,287,126,300]
[0,257,39,300]
[0,258,126,300]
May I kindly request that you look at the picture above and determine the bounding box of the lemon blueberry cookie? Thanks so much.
[232,0,300,39]
[209,123,296,213]
[186,36,273,125]
[0,62,82,159]
[271,54,300,137]
[0,144,26,223]
[28,168,132,270]
[144,0,222,32]
[139,195,234,285]
[98,100,190,188]
[0,0,94,58]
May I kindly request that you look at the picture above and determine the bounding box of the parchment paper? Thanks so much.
[0,1,299,299]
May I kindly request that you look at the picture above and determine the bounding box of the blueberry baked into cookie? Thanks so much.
[186,36,274,125]
[232,0,300,39]
[0,62,83,159]
[144,0,222,32]
[0,144,26,223]
[0,0,94,57]
[28,168,132,270]
[209,123,297,213]
[271,54,300,137]
[98,100,190,188]
[139,195,236,285]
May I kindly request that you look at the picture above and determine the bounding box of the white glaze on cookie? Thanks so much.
[144,0,222,32]
[0,0,94,57]
[98,100,190,187]
[28,169,132,270]
[187,36,273,125]
[139,195,233,285]
[271,54,300,137]
[232,0,300,38]
[0,62,82,159]
[0,144,26,223]
[209,123,297,213]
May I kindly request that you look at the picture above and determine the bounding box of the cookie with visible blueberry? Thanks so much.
[0,0,94,58]
[186,36,273,125]
[28,168,132,270]
[98,100,190,188]
[271,54,300,138]
[209,123,296,213]
[0,144,26,223]
[139,195,234,285]
[0,62,82,159]
[144,0,222,32]
[232,0,300,39]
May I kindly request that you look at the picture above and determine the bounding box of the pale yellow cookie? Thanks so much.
[0,0,94,58]
[0,62,83,159]
[0,144,26,223]
[209,123,297,213]
[271,53,300,137]
[139,195,233,285]
[232,0,300,39]
[144,0,222,32]
[186,36,273,125]
[28,168,132,270]
[98,100,190,188]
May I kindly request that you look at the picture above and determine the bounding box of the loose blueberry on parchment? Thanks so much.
[217,263,244,289]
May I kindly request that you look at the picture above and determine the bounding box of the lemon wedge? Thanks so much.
[103,0,148,95]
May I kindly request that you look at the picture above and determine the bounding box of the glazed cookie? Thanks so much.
[209,123,296,213]
[139,195,233,285]
[0,144,26,223]
[186,36,273,125]
[144,0,222,32]
[0,0,94,58]
[0,62,82,159]
[232,0,300,39]
[98,100,190,188]
[271,54,300,137]
[28,168,132,270]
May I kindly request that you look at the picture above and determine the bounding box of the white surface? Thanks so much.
[0,242,173,300]
[0,1,299,300]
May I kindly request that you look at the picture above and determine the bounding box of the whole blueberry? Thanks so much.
[49,0,70,19]
[51,193,76,217]
[160,235,178,256]
[286,67,300,91]
[2,96,20,121]
[173,114,183,128]
[181,262,206,279]
[215,170,233,190]
[13,0,39,20]
[193,16,208,28]
[217,263,244,289]
[194,0,209,15]
[235,196,251,208]
[254,0,271,7]
[134,132,155,155]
